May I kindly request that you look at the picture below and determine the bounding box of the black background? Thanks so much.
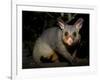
[22,11,89,69]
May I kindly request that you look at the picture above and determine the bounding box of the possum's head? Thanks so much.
[58,18,84,46]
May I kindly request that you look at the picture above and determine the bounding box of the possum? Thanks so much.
[33,18,84,65]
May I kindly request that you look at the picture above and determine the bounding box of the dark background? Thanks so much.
[22,11,89,69]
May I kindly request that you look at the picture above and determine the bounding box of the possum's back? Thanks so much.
[39,27,59,48]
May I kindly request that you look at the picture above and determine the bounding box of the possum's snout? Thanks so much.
[66,37,73,46]
[63,36,74,46]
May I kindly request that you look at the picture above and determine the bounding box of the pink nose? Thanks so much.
[67,37,73,45]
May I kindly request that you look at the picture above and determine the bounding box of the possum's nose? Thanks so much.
[67,37,73,46]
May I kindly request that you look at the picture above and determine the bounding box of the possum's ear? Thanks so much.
[74,18,84,30]
[57,19,65,30]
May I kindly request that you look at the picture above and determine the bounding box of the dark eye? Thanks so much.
[65,32,68,36]
[73,32,77,37]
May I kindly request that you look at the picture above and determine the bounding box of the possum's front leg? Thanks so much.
[56,41,74,65]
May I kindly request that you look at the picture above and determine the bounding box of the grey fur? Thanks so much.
[33,18,83,65]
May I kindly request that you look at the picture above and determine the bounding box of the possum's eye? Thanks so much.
[73,32,77,37]
[65,32,68,36]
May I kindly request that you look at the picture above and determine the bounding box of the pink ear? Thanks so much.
[74,18,84,30]
[58,19,65,30]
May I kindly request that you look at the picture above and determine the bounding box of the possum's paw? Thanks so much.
[72,57,79,65]
[40,53,59,63]
[50,53,59,63]
[40,56,53,63]
[72,57,89,66]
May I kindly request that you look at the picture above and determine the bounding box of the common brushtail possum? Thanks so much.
[33,18,84,65]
